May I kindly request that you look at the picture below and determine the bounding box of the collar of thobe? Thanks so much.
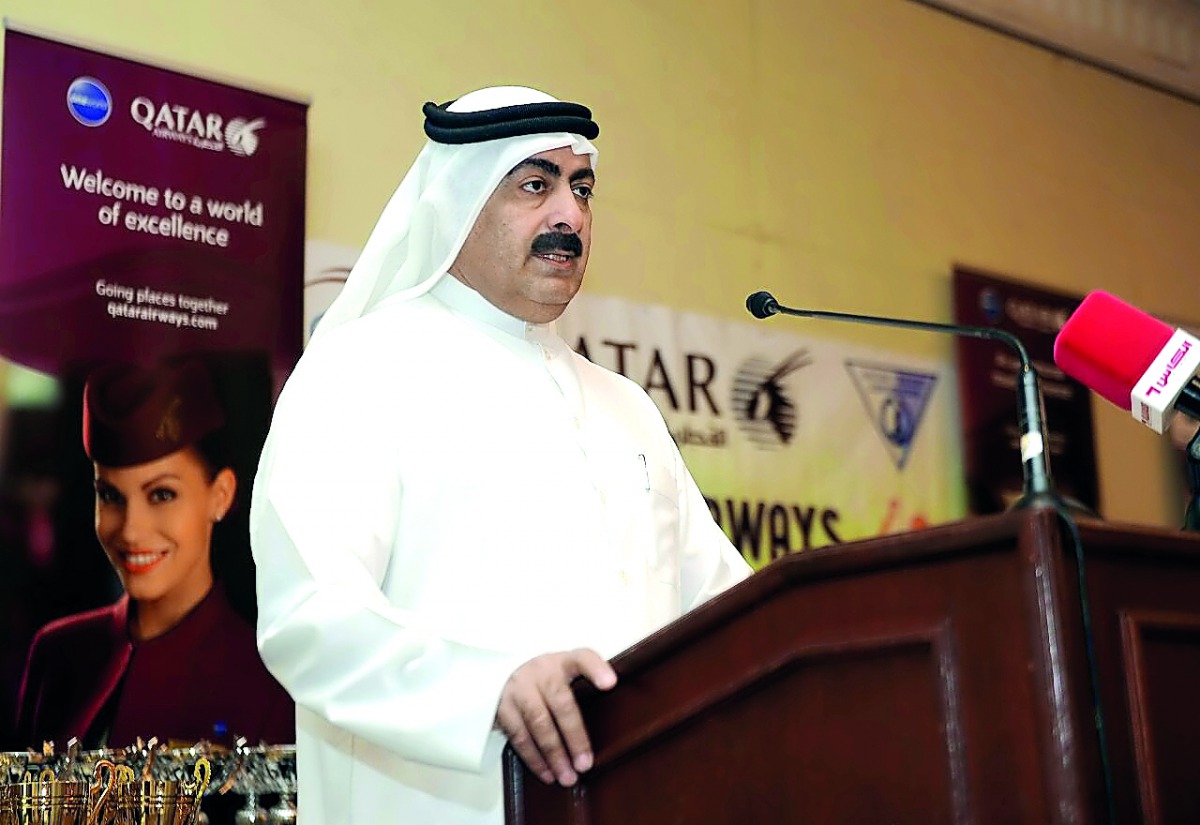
[429,274,581,412]
[429,272,561,348]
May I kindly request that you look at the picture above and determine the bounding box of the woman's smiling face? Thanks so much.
[93,446,234,609]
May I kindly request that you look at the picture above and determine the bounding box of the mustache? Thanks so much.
[531,232,583,257]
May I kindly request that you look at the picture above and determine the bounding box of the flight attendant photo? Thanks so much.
[14,356,294,749]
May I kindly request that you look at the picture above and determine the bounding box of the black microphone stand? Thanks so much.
[746,290,1065,510]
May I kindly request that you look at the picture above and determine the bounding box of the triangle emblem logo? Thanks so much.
[845,361,938,470]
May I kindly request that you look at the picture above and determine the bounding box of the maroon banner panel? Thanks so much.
[0,28,307,376]
[953,266,1099,515]
[0,28,307,754]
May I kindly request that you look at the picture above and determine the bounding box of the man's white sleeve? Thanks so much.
[670,436,754,611]
[249,357,525,773]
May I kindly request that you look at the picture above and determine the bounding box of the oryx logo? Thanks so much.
[225,118,266,156]
[846,361,937,469]
[731,350,811,448]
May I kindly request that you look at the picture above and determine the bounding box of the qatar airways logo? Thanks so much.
[1143,339,1192,397]
[130,97,265,156]
[731,350,812,448]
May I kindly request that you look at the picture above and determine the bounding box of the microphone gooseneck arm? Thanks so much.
[745,290,1056,507]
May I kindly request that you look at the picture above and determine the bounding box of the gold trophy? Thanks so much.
[104,758,210,825]
[0,761,117,825]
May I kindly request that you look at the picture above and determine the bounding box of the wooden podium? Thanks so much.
[504,508,1200,824]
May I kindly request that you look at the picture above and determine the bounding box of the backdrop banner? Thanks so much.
[0,27,308,751]
[557,292,966,569]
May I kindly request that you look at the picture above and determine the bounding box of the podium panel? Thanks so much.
[1075,520,1200,824]
[505,509,1200,824]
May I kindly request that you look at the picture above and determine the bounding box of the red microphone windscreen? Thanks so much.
[1053,291,1174,410]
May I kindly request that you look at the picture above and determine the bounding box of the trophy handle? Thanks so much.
[87,760,118,825]
[184,758,211,825]
[187,758,210,797]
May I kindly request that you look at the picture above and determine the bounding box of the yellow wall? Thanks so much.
[2,0,1197,527]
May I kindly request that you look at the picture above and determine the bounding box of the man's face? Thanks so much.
[449,146,594,324]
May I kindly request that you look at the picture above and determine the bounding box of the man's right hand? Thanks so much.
[494,648,617,787]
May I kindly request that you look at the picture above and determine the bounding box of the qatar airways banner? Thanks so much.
[0,28,307,377]
[558,294,966,569]
[0,28,306,751]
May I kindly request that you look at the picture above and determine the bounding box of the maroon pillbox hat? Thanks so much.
[82,360,225,468]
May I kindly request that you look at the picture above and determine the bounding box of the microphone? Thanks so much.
[1053,290,1200,433]
[746,291,779,319]
[745,290,1059,509]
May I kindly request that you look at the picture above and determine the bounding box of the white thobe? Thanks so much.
[250,275,752,825]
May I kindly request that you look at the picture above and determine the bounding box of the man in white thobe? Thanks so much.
[249,85,752,825]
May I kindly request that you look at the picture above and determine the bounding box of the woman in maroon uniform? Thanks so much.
[15,358,294,748]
